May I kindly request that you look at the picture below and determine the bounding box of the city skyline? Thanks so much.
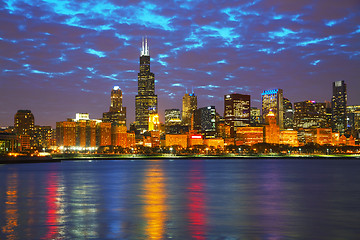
[1,0,360,128]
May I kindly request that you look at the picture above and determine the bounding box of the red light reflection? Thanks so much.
[187,162,207,240]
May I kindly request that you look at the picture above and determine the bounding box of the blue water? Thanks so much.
[0,159,360,239]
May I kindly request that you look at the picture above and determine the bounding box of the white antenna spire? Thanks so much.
[141,37,144,56]
[140,36,149,56]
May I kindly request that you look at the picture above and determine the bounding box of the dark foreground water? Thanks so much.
[1,159,360,240]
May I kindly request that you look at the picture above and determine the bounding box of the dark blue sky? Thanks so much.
[1,0,359,128]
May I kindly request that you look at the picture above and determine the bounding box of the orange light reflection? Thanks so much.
[143,162,167,240]
[2,173,18,240]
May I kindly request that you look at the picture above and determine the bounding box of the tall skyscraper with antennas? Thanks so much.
[135,37,158,133]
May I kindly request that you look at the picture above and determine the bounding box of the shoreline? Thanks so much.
[1,153,359,164]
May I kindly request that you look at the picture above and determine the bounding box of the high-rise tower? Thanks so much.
[224,93,251,137]
[103,86,126,126]
[135,37,158,133]
[182,91,197,126]
[261,89,284,129]
[332,80,347,134]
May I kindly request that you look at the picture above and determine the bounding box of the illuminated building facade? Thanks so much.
[332,80,347,134]
[250,107,261,125]
[293,101,327,129]
[264,111,280,144]
[165,109,181,125]
[97,122,111,146]
[111,125,128,147]
[56,121,76,147]
[279,130,298,146]
[56,113,111,150]
[346,105,360,139]
[236,126,264,145]
[14,110,34,151]
[0,133,19,153]
[193,106,217,138]
[316,128,333,145]
[165,134,188,148]
[203,138,224,148]
[148,113,160,131]
[188,134,203,146]
[182,91,197,126]
[261,89,284,129]
[103,86,126,126]
[33,125,53,150]
[224,94,251,137]
[135,37,158,133]
[283,97,294,129]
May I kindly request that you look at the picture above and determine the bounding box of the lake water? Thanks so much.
[1,159,360,239]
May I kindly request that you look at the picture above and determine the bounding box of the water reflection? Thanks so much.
[187,161,207,240]
[143,161,167,240]
[68,171,99,239]
[2,173,18,240]
[44,172,59,240]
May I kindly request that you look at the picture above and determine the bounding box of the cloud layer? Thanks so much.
[1,0,359,127]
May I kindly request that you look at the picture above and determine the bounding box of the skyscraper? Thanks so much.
[261,89,284,129]
[135,37,158,133]
[14,110,34,151]
[193,106,217,138]
[224,93,250,137]
[14,110,34,136]
[283,97,294,129]
[103,86,126,126]
[293,101,327,129]
[332,80,347,134]
[182,91,197,126]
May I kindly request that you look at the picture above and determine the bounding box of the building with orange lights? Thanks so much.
[97,122,111,146]
[279,130,298,146]
[203,138,224,149]
[264,111,280,144]
[148,113,160,131]
[165,134,188,148]
[188,134,203,146]
[111,125,128,147]
[236,127,264,145]
[56,121,76,147]
[316,128,332,145]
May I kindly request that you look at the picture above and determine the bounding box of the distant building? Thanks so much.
[33,125,53,150]
[56,113,111,151]
[261,89,284,129]
[224,93,251,137]
[236,126,264,146]
[0,133,19,153]
[203,138,224,149]
[14,110,34,151]
[283,97,294,129]
[165,134,188,148]
[148,113,160,131]
[111,125,128,147]
[135,37,158,133]
[250,107,261,125]
[264,111,280,144]
[332,80,347,134]
[346,105,360,139]
[279,130,298,146]
[293,101,327,129]
[165,109,181,125]
[182,91,197,126]
[193,106,217,138]
[103,86,126,126]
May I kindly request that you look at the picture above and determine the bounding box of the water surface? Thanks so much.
[1,159,359,239]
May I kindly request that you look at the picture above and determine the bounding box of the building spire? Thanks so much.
[141,36,149,56]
